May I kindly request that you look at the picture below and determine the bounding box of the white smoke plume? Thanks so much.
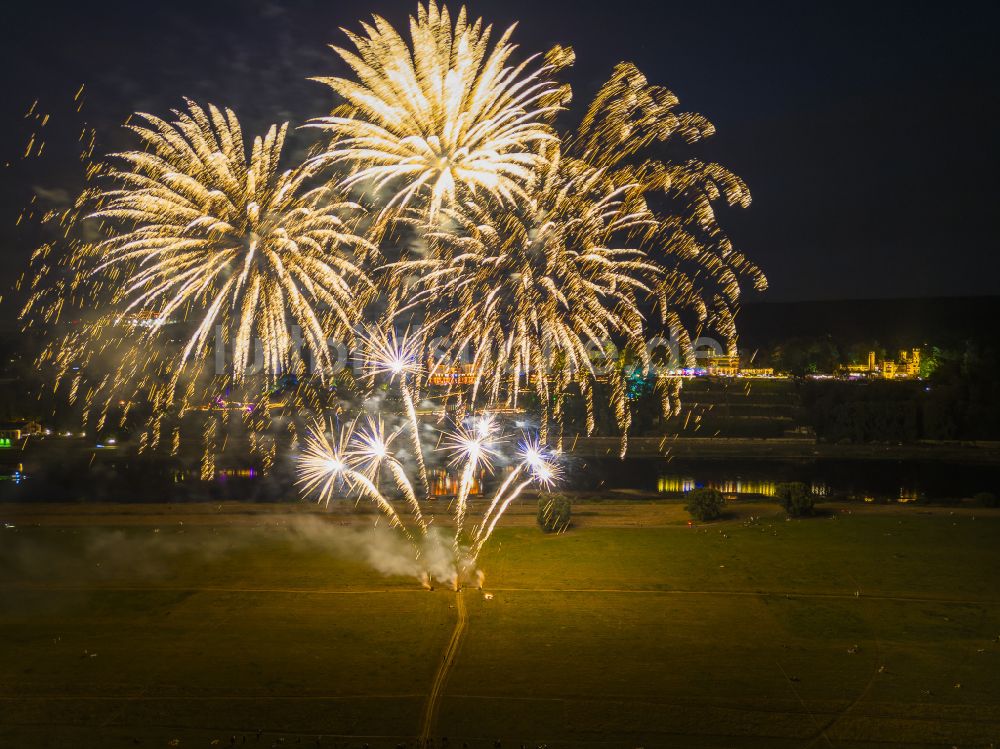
[0,515,475,590]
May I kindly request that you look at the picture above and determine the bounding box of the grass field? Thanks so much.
[1,501,999,748]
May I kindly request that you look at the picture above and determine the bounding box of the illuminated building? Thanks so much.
[0,420,42,444]
[842,350,877,376]
[898,349,921,377]
[657,475,696,494]
[716,479,777,497]
[657,475,777,497]
[426,360,477,387]
[702,354,775,378]
[840,349,921,379]
[704,354,741,377]
[429,467,483,497]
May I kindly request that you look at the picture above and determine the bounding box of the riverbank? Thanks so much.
[569,435,1000,463]
[3,498,997,528]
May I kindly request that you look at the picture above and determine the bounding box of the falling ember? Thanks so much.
[358,327,431,500]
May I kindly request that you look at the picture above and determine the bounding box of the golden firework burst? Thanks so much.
[309,1,570,220]
[24,100,373,451]
[388,146,657,448]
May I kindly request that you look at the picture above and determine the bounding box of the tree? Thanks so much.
[537,494,572,533]
[772,336,841,376]
[684,487,725,521]
[775,482,816,517]
[974,492,998,508]
[919,346,942,379]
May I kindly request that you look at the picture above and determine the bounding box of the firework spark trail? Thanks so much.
[471,477,534,559]
[473,463,523,541]
[386,458,426,534]
[349,415,428,535]
[345,471,415,543]
[298,421,415,543]
[358,327,432,499]
[453,462,474,554]
[400,379,431,500]
[444,414,499,554]
[471,435,559,556]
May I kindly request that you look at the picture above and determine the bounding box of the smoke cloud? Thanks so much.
[285,517,463,585]
[0,515,469,590]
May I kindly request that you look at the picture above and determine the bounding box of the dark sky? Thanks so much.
[2,0,998,302]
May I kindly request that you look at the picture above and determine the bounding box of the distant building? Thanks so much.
[703,354,775,378]
[426,362,477,386]
[897,348,921,377]
[429,467,483,497]
[704,354,741,377]
[426,352,777,385]
[0,420,41,446]
[839,349,921,379]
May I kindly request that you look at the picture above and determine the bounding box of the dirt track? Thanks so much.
[419,590,468,742]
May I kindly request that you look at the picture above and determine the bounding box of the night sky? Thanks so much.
[2,0,998,302]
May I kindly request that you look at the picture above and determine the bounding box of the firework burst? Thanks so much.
[383,58,766,454]
[23,100,373,452]
[298,409,557,587]
[91,99,373,380]
[20,3,764,563]
[570,62,768,355]
[298,419,414,541]
[389,146,659,450]
[309,1,570,220]
[298,336,559,587]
